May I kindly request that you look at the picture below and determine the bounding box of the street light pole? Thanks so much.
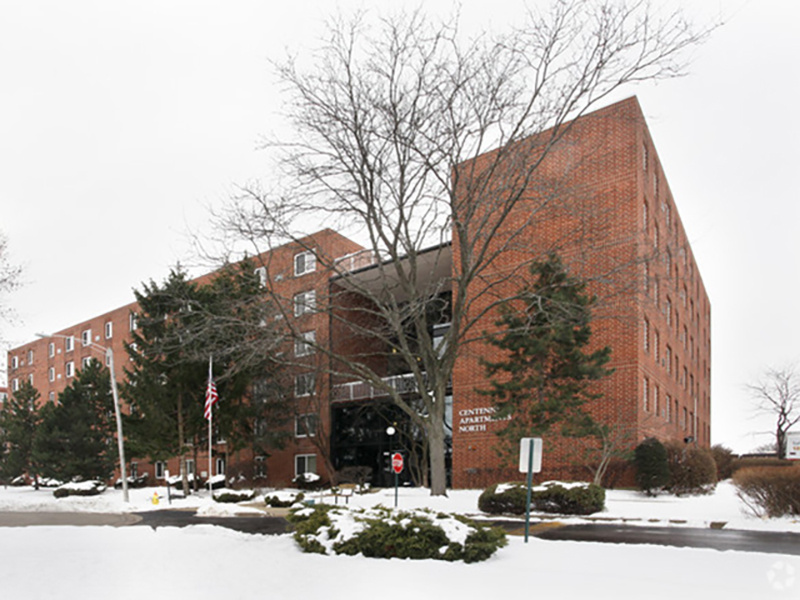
[37,333,129,503]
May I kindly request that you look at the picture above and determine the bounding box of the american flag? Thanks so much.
[204,376,219,420]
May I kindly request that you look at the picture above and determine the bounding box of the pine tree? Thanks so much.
[33,361,117,483]
[482,253,613,457]
[123,262,286,493]
[0,381,42,485]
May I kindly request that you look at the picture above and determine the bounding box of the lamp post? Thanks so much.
[37,332,129,503]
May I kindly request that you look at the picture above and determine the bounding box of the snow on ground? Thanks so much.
[1,482,800,599]
[1,481,799,532]
[0,525,796,600]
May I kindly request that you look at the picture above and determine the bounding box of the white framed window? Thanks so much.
[155,461,166,479]
[653,386,659,418]
[105,352,112,367]
[82,356,93,369]
[49,367,55,382]
[295,331,316,357]
[294,373,316,397]
[295,413,318,438]
[666,394,672,422]
[653,330,660,363]
[11,356,18,370]
[27,349,33,364]
[254,456,267,479]
[182,459,195,476]
[49,391,55,403]
[293,290,316,316]
[642,143,648,171]
[215,457,226,476]
[643,318,649,353]
[81,329,91,347]
[66,361,75,378]
[643,377,649,412]
[105,322,113,339]
[65,336,75,352]
[294,251,316,277]
[11,378,19,392]
[129,313,138,331]
[295,454,317,477]
[48,342,55,358]
[254,267,267,287]
[28,374,34,386]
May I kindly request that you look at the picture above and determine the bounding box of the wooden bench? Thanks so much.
[333,483,358,504]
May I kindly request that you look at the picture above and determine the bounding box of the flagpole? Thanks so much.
[208,355,213,495]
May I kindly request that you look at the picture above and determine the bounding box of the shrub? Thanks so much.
[213,489,256,503]
[733,466,800,518]
[633,437,670,495]
[265,492,304,508]
[478,481,605,515]
[293,472,323,491]
[731,456,794,475]
[53,481,106,498]
[289,505,506,563]
[710,445,736,480]
[664,442,717,495]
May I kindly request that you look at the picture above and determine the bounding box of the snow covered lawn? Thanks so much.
[0,482,799,599]
[0,524,796,600]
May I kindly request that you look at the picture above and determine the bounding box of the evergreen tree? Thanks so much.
[33,361,117,482]
[123,262,285,493]
[0,381,41,485]
[633,437,670,495]
[482,253,613,457]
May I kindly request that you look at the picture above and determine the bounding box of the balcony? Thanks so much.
[332,372,423,402]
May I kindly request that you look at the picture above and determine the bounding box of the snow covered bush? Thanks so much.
[53,481,106,498]
[733,466,800,518]
[293,472,322,490]
[265,492,304,508]
[213,488,256,503]
[288,505,506,563]
[478,481,605,515]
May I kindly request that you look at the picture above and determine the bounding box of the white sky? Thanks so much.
[1,0,798,454]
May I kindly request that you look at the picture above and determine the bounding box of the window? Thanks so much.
[294,251,316,276]
[654,386,659,418]
[65,336,74,352]
[295,331,316,357]
[155,461,166,479]
[27,349,33,364]
[216,457,226,476]
[294,373,316,397]
[643,377,649,412]
[654,330,660,363]
[681,407,687,430]
[653,224,659,249]
[11,356,18,370]
[106,352,112,367]
[81,329,92,347]
[66,361,75,378]
[666,346,672,375]
[49,392,55,403]
[105,322,113,339]
[11,378,19,392]
[665,250,671,273]
[665,202,672,228]
[654,170,659,199]
[665,297,672,327]
[643,318,649,353]
[295,454,317,477]
[48,342,55,358]
[653,278,659,306]
[254,266,267,287]
[82,356,93,369]
[683,367,688,390]
[295,414,318,438]
[129,313,138,331]
[666,394,672,422]
[642,143,648,171]
[293,290,316,316]
[643,201,648,231]
[182,459,195,476]
[49,367,55,382]
[28,374,34,386]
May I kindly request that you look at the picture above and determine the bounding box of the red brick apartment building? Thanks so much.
[6,97,710,489]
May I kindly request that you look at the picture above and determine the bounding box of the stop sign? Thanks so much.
[391,452,404,474]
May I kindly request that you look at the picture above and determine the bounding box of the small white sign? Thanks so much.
[786,431,800,460]
[518,437,543,473]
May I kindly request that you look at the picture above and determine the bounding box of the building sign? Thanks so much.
[786,431,800,460]
[456,406,511,434]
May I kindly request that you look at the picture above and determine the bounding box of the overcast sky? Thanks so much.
[1,0,798,453]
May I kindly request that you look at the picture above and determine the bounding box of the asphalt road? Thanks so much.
[2,511,799,556]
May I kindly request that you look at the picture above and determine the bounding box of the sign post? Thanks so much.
[519,437,543,543]
[391,452,403,507]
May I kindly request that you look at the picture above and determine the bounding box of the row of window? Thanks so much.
[254,250,317,288]
[643,376,698,435]
[150,454,316,479]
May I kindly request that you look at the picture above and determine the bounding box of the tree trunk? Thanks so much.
[177,390,189,496]
[427,418,447,496]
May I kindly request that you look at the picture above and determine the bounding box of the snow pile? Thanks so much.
[195,500,264,517]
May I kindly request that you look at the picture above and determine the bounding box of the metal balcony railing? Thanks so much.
[332,371,424,402]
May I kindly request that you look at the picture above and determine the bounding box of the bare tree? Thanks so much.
[215,3,710,495]
[0,231,22,343]
[748,366,800,459]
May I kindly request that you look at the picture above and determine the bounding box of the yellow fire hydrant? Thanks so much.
[151,492,160,506]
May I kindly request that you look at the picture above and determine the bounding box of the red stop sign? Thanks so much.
[391,452,404,474]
